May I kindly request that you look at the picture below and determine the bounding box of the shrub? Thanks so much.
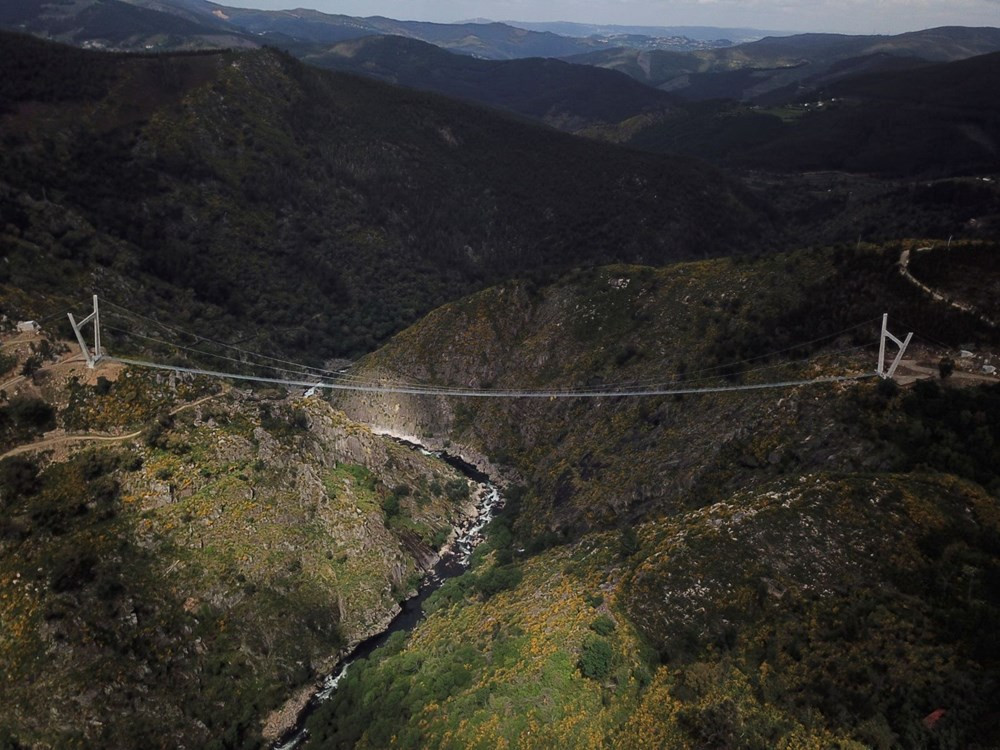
[938,356,955,379]
[5,396,55,432]
[381,493,400,517]
[590,615,616,636]
[579,635,613,680]
[445,478,470,503]
[619,527,640,559]
[0,456,41,503]
[473,565,522,600]
[95,376,113,395]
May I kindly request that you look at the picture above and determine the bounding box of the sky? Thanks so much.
[231,0,1000,34]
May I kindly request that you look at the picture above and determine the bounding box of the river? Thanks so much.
[273,440,504,750]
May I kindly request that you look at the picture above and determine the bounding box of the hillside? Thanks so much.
[295,35,678,132]
[0,32,772,362]
[0,328,481,748]
[314,245,1000,748]
[2,17,999,750]
[335,242,999,537]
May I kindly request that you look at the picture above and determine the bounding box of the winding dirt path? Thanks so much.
[0,393,221,461]
[899,246,997,328]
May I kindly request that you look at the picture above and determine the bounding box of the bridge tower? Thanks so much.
[68,295,103,369]
[877,313,912,379]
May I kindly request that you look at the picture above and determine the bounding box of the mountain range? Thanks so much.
[567,25,1000,101]
[600,50,1000,178]
[1,14,999,750]
[1,0,736,58]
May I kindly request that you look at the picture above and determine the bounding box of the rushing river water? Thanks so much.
[274,440,504,750]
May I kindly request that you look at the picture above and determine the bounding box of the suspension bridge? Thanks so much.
[58,296,916,399]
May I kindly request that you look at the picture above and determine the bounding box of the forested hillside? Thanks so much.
[0,32,772,362]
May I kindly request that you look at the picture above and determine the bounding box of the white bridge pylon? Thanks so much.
[877,313,912,379]
[68,295,102,369]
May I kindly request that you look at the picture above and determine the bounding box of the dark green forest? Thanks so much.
[0,33,773,362]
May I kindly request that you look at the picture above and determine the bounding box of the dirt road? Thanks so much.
[0,393,221,461]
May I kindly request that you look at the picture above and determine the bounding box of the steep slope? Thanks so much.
[335,242,999,538]
[0,33,773,362]
[0,332,481,748]
[314,245,1000,749]
[295,35,678,132]
[304,472,1000,749]
[733,51,1000,176]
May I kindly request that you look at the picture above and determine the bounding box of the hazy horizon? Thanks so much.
[225,0,1000,35]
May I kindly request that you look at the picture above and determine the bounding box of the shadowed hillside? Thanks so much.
[594,51,1000,179]
[293,34,678,132]
[0,32,773,361]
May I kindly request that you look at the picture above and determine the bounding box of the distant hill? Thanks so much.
[1,0,653,58]
[295,34,678,132]
[502,21,787,44]
[0,32,772,362]
[568,26,1000,102]
[589,50,1000,179]
[0,0,255,50]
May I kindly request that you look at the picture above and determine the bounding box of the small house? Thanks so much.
[16,320,40,334]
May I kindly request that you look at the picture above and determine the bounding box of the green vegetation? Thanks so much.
[1,20,998,750]
[578,635,613,680]
[301,34,675,133]
[0,396,55,449]
[305,541,646,749]
[342,245,999,543]
[590,615,616,636]
[871,379,1000,493]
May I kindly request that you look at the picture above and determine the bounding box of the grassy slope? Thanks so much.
[0,351,476,749]
[318,244,1000,748]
